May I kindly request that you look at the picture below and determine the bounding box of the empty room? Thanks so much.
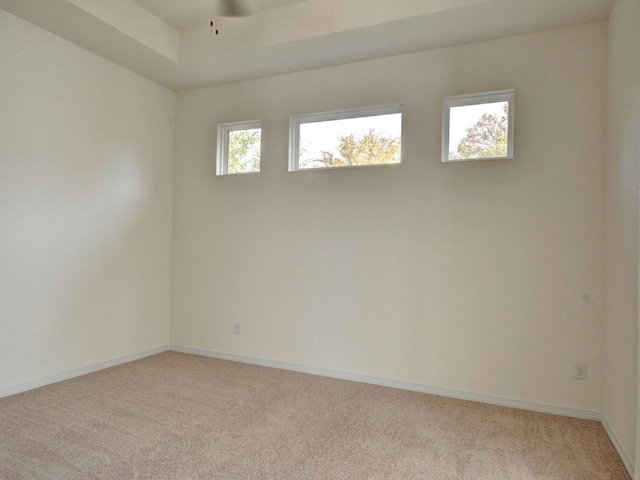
[1,0,639,478]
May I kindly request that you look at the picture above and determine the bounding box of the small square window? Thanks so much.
[442,90,514,162]
[216,120,261,175]
[289,104,403,171]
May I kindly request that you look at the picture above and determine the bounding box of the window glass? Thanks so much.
[290,104,403,171]
[217,121,261,175]
[442,91,514,162]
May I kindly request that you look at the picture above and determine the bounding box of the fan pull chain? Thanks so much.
[210,0,219,34]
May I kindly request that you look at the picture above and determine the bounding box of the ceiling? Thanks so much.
[0,0,614,91]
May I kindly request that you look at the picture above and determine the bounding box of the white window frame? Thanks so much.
[288,103,403,172]
[441,89,515,163]
[216,119,262,176]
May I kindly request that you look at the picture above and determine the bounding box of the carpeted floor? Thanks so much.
[0,352,630,479]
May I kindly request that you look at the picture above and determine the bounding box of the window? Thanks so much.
[442,90,514,162]
[289,104,403,171]
[216,120,261,175]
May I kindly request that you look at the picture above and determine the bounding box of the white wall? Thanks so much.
[172,22,607,413]
[0,10,175,390]
[602,0,640,475]
[2,5,634,472]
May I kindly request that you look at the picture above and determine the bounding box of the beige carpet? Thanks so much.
[0,352,629,479]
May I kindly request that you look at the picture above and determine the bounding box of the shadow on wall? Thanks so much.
[0,149,150,384]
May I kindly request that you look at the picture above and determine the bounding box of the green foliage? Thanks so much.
[228,129,261,173]
[451,105,508,160]
[301,129,401,169]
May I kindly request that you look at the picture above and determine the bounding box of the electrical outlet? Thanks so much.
[574,363,586,380]
[233,322,241,335]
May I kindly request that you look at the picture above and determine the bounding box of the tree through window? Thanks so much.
[216,120,261,175]
[442,90,514,162]
[290,104,403,171]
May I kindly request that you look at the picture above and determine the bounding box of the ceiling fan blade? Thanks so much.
[218,0,253,17]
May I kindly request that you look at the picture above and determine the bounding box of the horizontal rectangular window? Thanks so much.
[442,90,514,162]
[216,120,261,175]
[289,104,403,171]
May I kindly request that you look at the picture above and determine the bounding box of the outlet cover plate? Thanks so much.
[574,363,586,380]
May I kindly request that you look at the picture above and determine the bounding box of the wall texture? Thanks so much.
[172,23,607,413]
[602,0,640,474]
[0,10,175,390]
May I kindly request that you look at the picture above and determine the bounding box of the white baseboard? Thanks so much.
[601,414,635,478]
[0,344,171,399]
[3,343,627,474]
[170,344,601,422]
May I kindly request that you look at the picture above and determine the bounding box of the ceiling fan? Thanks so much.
[210,0,252,34]
[217,0,253,17]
